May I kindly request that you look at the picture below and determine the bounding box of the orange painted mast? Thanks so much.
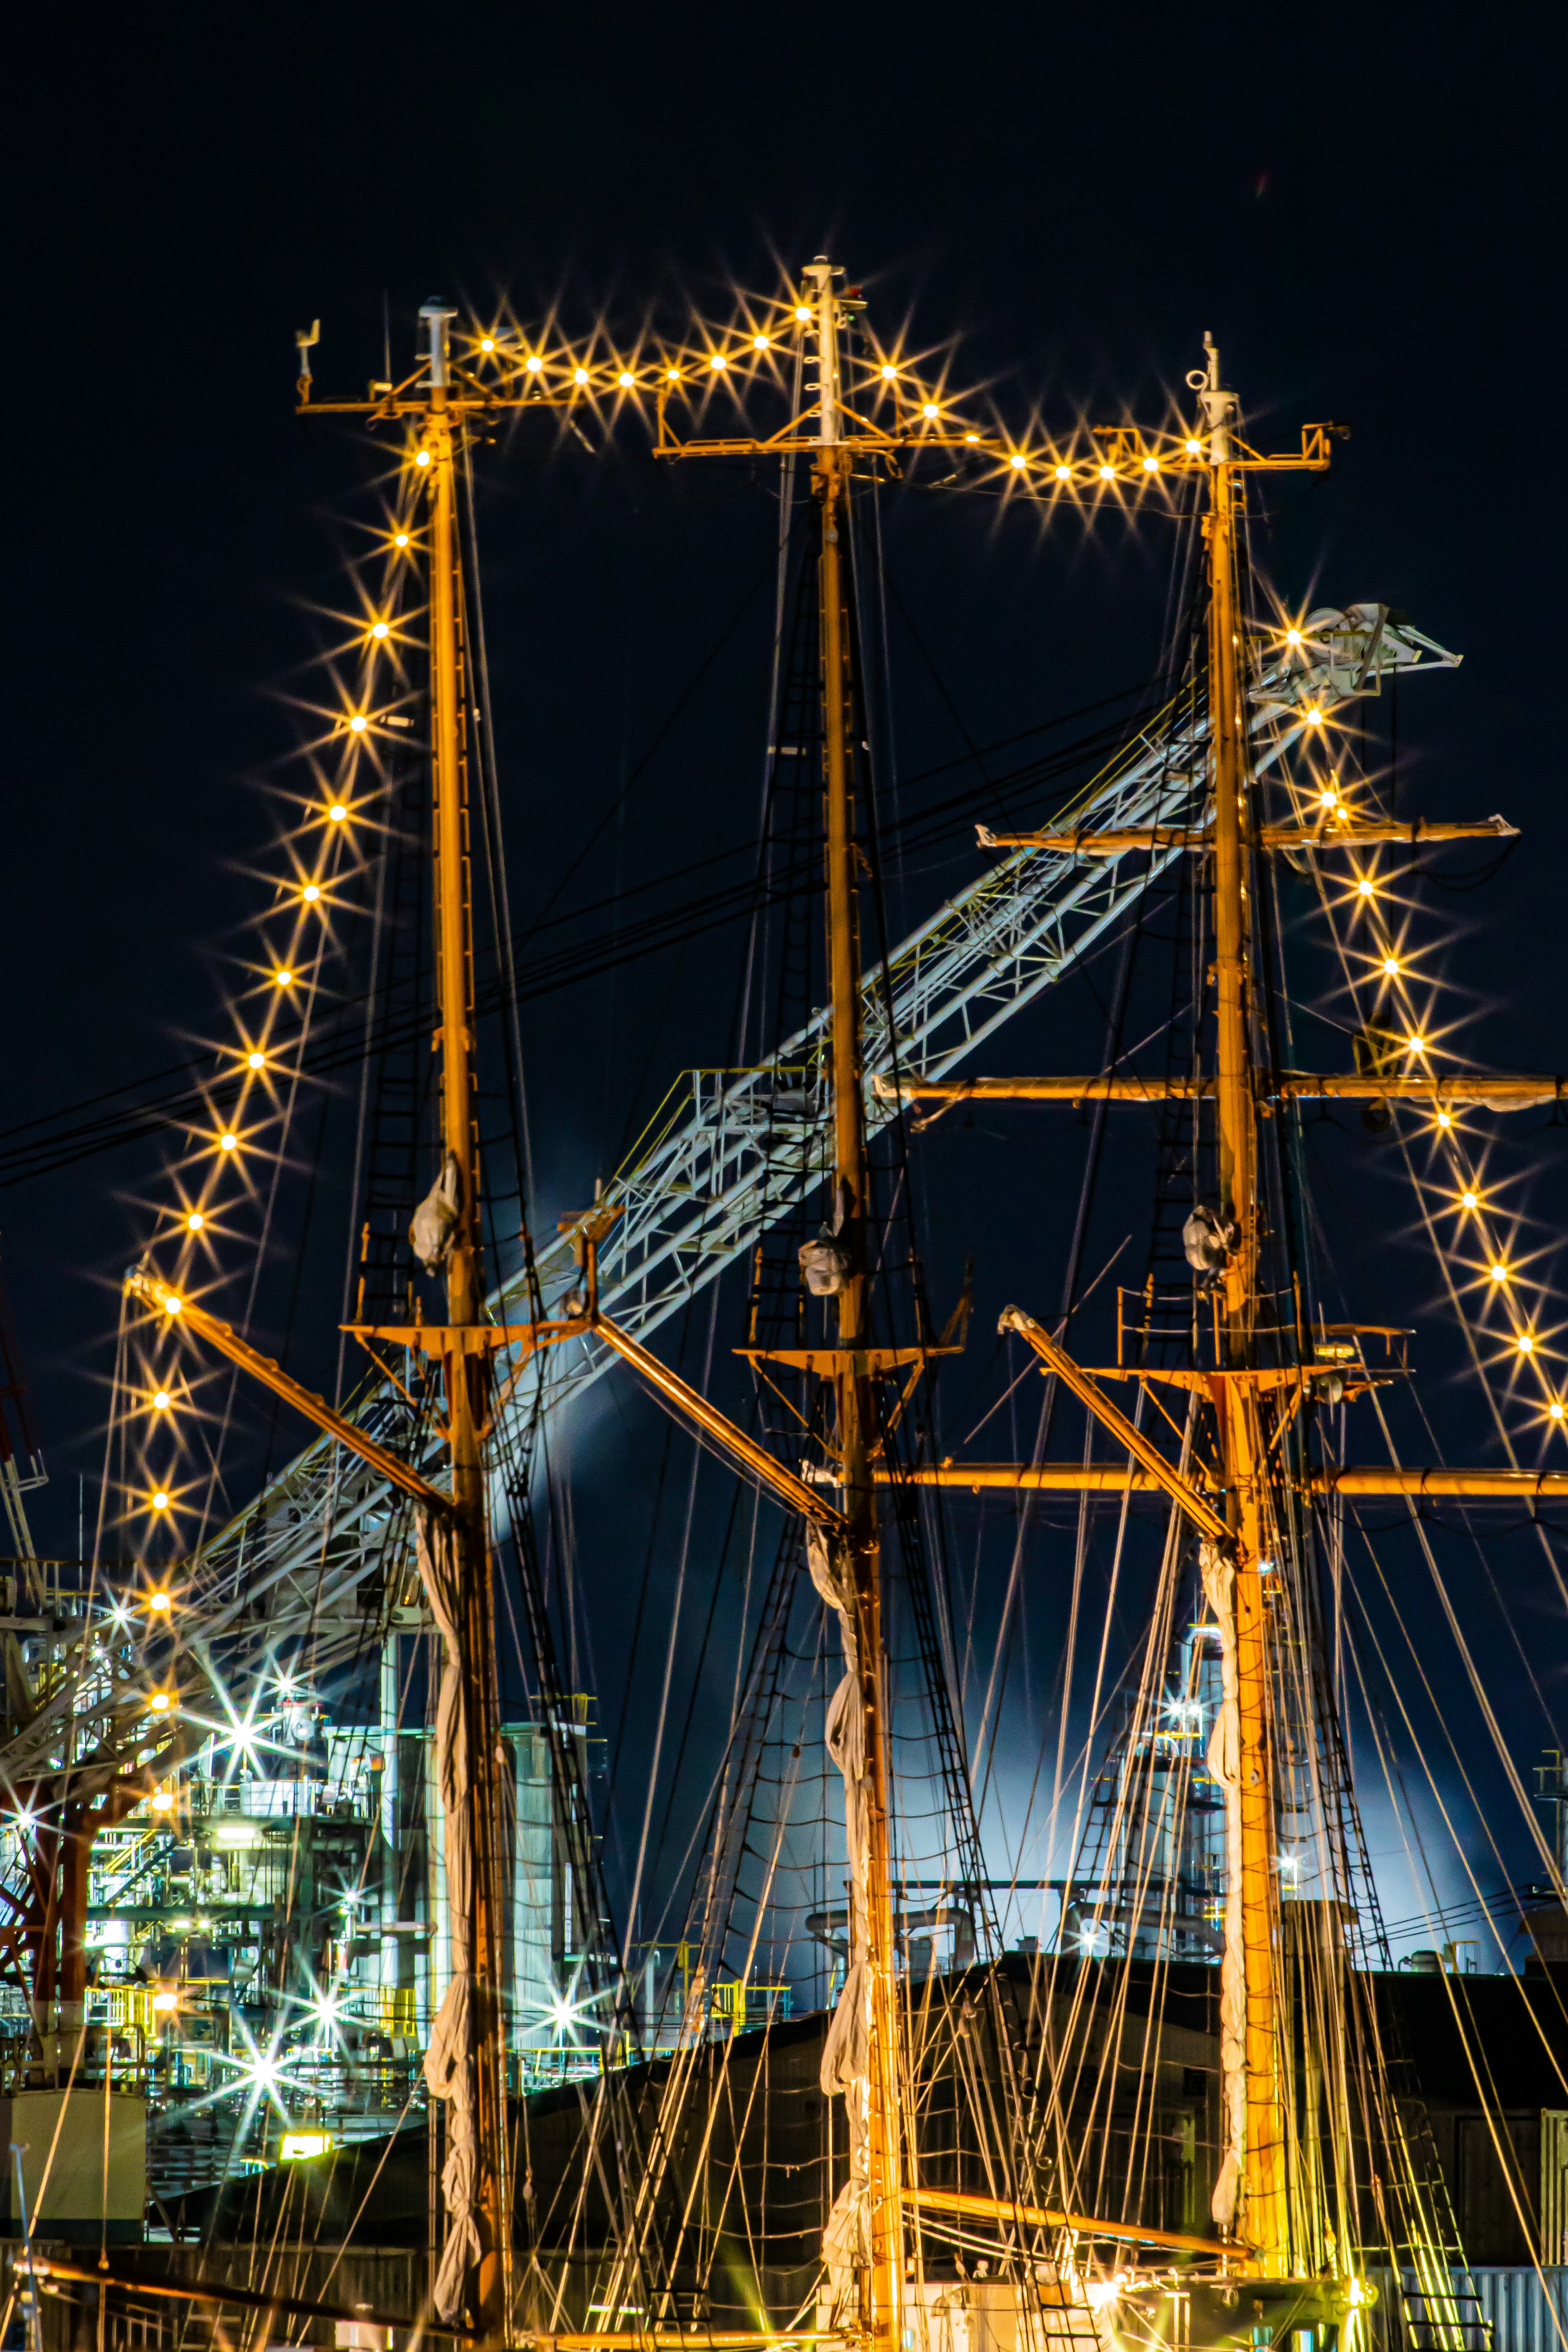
[807,255,906,2352]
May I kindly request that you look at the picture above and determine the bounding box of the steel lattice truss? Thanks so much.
[8,605,1455,1780]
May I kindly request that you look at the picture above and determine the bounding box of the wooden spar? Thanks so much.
[588,1313,847,1529]
[122,1270,451,1513]
[875,1074,1564,1107]
[862,1463,1568,1501]
[996,1308,1229,1543]
[976,817,1515,852]
[902,2185,1234,2259]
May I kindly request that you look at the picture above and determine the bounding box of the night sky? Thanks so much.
[9,3,1565,1960]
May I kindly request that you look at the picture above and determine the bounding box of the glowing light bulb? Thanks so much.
[247,1050,266,1070]
[1009,453,1027,470]
[479,337,495,354]
[964,433,978,444]
[1098,463,1115,481]
[922,403,939,419]
[274,969,294,987]
[149,1692,172,1711]
[148,1592,172,1614]
[1437,1109,1452,1128]
[617,370,635,388]
[152,1391,171,1412]
[795,305,812,323]
[1055,463,1071,481]
[302,883,321,905]
[1319,787,1339,807]
[1552,1402,1565,1422]
[1518,1333,1536,1353]
[1461,1190,1479,1209]
[370,621,389,640]
[414,450,430,468]
[666,366,680,381]
[151,1494,169,1513]
[709,353,727,371]
[1491,1263,1510,1283]
[1357,878,1375,898]
[572,368,589,386]
[393,533,410,549]
[1305,708,1323,726]
[327,804,346,824]
[1406,1034,1426,1053]
[1286,629,1303,645]
[881,363,897,380]
[753,335,771,352]
[525,355,542,373]
[347,715,368,733]
[160,1294,182,1315]
[1142,454,1159,472]
[185,1212,203,1233]
[1381,956,1400,977]
[218,1133,237,1152]
[150,1790,175,1813]
[1185,438,1203,455]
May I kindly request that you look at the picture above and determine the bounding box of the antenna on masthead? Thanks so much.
[802,255,842,447]
[420,298,456,387]
[1188,331,1236,463]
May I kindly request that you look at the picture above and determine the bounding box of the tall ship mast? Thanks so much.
[4,267,1568,2352]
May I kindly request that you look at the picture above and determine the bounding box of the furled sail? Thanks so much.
[417,1508,484,2320]
[807,1525,873,2304]
[1200,1537,1246,2233]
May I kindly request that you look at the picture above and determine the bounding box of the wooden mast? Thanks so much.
[1200,334,1288,2274]
[807,257,904,2352]
[420,299,511,2343]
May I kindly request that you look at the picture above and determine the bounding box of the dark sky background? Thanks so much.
[9,2,1566,1964]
